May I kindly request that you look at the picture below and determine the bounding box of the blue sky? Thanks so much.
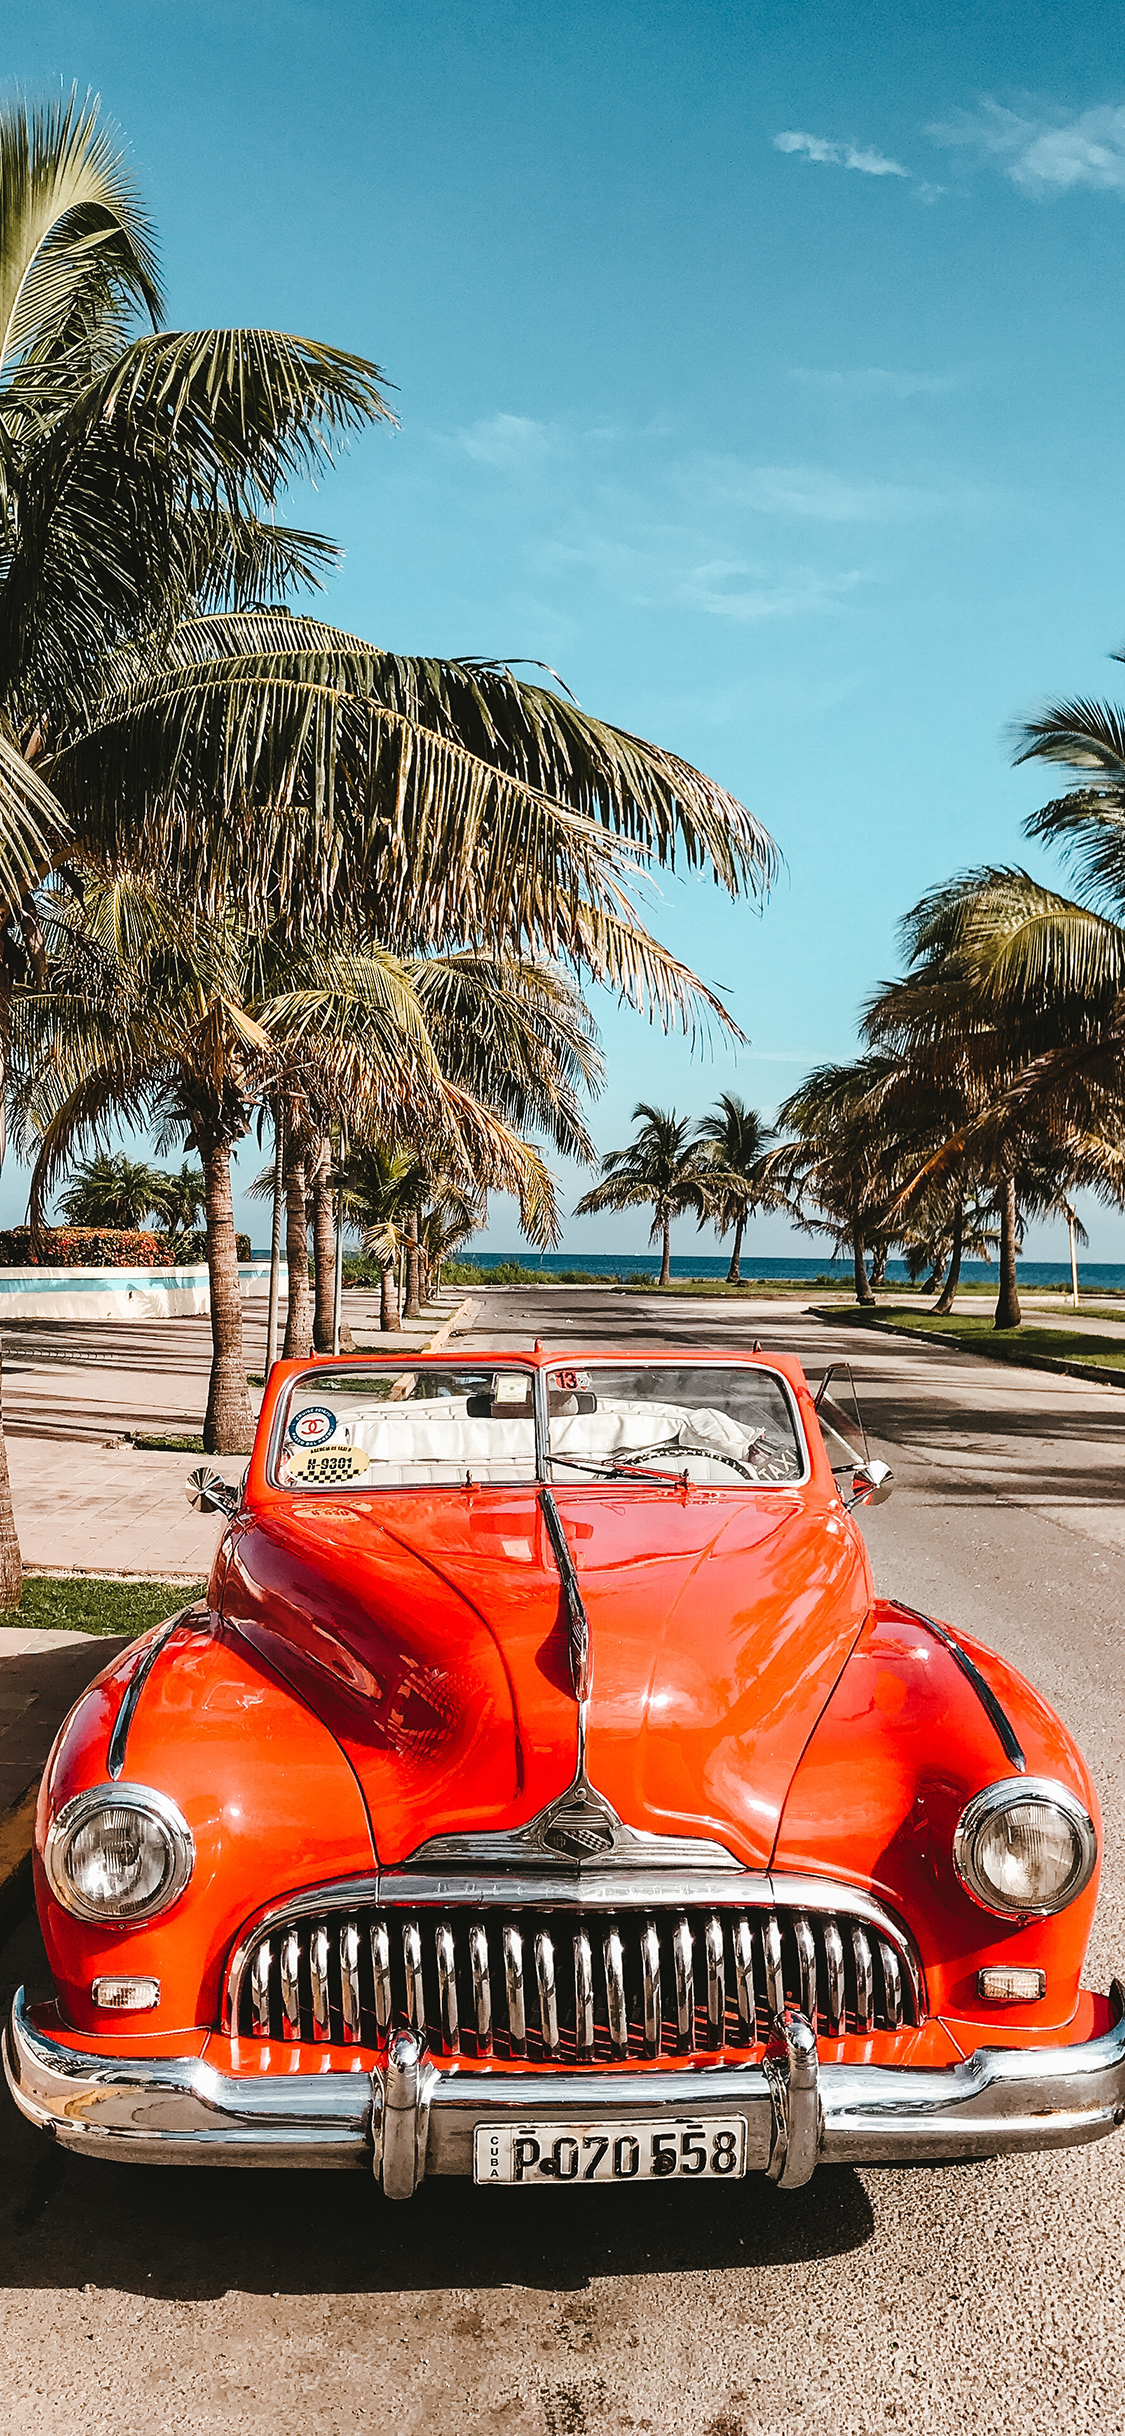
[6,0,1125,1259]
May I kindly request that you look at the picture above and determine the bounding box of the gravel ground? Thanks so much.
[1,1286,1122,2435]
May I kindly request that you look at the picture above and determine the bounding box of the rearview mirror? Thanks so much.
[848,1460,893,1510]
[185,1465,238,1518]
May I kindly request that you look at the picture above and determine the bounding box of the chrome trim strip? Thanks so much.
[11,1984,1125,2177]
[763,1914,784,2019]
[371,1921,392,2042]
[251,1939,271,2040]
[340,1921,361,2044]
[604,1927,628,2056]
[853,1926,874,2033]
[734,1916,754,2043]
[469,1924,492,2055]
[881,1940,903,2032]
[794,1914,817,2025]
[538,1488,590,1708]
[309,1925,330,2043]
[574,1930,595,2059]
[280,1931,300,2042]
[673,1917,693,2051]
[106,1604,210,1781]
[436,1923,458,2054]
[641,1919,661,2056]
[503,1925,526,2054]
[535,1929,558,2055]
[897,1603,1026,1774]
[823,1921,845,2035]
[403,1921,424,2037]
[705,1915,725,2048]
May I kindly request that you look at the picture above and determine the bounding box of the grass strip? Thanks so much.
[0,1576,206,1636]
[813,1304,1125,1381]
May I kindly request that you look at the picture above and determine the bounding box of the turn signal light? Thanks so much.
[977,1966,1046,2003]
[91,1976,160,2012]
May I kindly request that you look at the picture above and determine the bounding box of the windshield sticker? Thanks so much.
[289,1445,370,1483]
[288,1405,337,1447]
[548,1369,592,1393]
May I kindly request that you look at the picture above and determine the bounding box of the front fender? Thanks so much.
[34,1616,375,2037]
[771,1600,1101,2031]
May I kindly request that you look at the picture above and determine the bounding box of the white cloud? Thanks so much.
[789,366,959,399]
[930,99,1125,196]
[454,412,554,466]
[543,531,863,624]
[678,457,948,523]
[774,129,909,178]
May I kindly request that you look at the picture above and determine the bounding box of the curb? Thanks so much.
[806,1305,1125,1392]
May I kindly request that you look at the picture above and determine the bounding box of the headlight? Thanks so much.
[44,1784,194,1925]
[953,1777,1097,1918]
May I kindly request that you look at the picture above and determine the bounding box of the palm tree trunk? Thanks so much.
[659,1216,671,1288]
[379,1255,398,1332]
[852,1230,875,1306]
[404,1207,422,1318]
[995,1172,1022,1329]
[933,1200,964,1316]
[870,1242,887,1289]
[282,1142,311,1359]
[0,960,22,1607]
[311,1135,336,1353]
[0,1343,22,1608]
[726,1213,745,1286]
[201,1135,254,1455]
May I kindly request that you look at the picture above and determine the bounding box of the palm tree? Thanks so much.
[693,1094,773,1282]
[767,1059,906,1305]
[56,1150,158,1230]
[574,1104,708,1286]
[866,876,1125,1327]
[15,885,452,1447]
[146,1160,206,1250]
[342,1143,422,1332]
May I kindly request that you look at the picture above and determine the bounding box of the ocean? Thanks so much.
[452,1253,1125,1289]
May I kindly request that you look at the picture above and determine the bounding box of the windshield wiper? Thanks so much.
[549,1454,685,1485]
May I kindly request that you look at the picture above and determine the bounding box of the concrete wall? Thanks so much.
[0,1261,286,1322]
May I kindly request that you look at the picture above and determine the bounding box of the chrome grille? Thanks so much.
[235,1901,922,2058]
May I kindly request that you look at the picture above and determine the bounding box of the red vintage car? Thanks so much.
[5,1347,1123,2194]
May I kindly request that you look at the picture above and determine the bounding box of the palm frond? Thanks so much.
[0,89,162,386]
[101,615,774,897]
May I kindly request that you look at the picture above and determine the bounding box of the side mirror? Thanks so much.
[848,1460,893,1510]
[185,1465,238,1518]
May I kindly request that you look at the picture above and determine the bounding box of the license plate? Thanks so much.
[473,2115,747,2186]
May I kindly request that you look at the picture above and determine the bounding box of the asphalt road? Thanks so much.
[1,1287,1123,2435]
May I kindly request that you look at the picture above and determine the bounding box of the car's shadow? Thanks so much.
[1,1908,875,2299]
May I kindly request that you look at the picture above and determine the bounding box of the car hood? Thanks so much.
[223,1484,871,1871]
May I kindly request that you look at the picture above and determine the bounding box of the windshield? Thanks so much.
[274,1366,537,1489]
[545,1363,804,1486]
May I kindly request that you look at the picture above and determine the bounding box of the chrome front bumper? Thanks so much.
[6,1986,1125,2191]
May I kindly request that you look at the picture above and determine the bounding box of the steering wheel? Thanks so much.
[617,1438,760,1481]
